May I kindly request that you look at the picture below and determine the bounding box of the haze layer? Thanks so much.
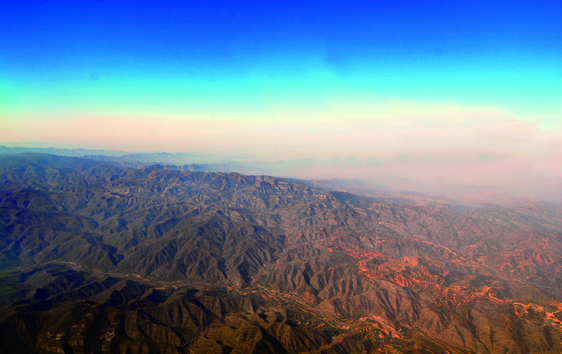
[1,1,561,199]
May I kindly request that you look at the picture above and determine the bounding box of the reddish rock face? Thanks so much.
[1,153,562,353]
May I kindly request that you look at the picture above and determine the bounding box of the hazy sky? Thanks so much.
[1,1,561,197]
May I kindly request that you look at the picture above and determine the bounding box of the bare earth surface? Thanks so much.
[1,153,562,353]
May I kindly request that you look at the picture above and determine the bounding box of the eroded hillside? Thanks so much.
[1,153,562,353]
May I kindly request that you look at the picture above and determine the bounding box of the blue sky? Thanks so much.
[2,1,560,108]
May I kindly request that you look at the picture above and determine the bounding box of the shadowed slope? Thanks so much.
[1,153,562,353]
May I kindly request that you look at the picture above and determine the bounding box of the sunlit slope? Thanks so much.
[1,153,562,353]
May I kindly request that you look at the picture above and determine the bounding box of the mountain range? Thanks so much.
[1,153,562,353]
